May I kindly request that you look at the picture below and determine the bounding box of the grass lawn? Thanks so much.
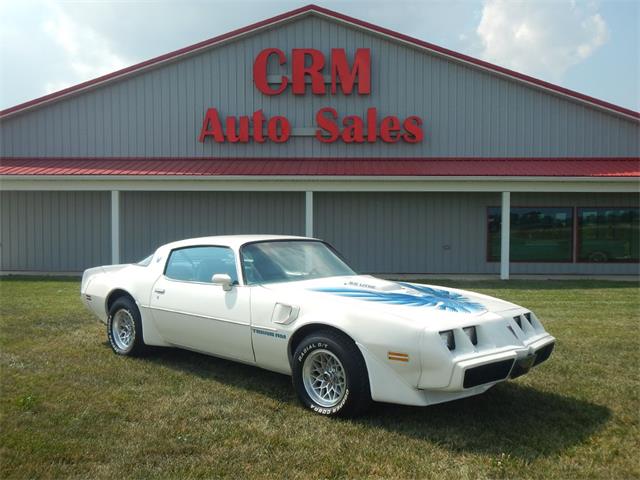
[1,278,639,479]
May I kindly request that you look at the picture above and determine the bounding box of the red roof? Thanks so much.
[1,157,638,177]
[0,4,638,121]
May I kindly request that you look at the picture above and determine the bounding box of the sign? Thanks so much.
[198,48,423,144]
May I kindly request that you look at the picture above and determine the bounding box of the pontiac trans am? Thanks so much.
[81,235,555,417]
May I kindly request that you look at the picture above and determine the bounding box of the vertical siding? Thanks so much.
[315,192,639,275]
[120,191,305,263]
[315,192,499,274]
[1,15,638,158]
[1,191,637,274]
[0,191,110,271]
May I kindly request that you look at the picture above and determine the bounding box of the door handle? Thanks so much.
[154,288,165,294]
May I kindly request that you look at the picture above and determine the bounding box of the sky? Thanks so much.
[0,0,638,112]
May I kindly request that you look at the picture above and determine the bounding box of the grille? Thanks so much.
[463,359,515,388]
[533,342,555,366]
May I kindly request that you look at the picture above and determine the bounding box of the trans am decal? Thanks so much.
[252,328,287,340]
[312,283,486,313]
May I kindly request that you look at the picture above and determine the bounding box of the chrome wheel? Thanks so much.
[302,349,347,408]
[112,309,135,351]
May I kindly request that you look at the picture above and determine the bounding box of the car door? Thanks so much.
[149,245,254,364]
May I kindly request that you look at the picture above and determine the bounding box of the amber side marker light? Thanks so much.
[388,351,409,362]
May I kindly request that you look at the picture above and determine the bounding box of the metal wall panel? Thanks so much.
[315,192,639,274]
[120,191,305,262]
[0,191,110,271]
[315,192,499,274]
[2,15,638,158]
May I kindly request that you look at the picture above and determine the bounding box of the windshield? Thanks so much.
[241,240,356,285]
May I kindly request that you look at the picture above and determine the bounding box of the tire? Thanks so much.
[107,297,146,356]
[292,330,371,417]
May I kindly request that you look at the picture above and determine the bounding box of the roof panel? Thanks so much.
[1,157,637,177]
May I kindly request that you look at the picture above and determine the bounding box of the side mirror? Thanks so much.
[211,273,233,291]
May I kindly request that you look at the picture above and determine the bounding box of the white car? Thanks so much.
[81,235,555,416]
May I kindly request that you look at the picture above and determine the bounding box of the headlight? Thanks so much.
[439,330,455,351]
[463,326,478,345]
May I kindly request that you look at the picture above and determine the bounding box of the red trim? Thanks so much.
[0,157,638,177]
[1,4,638,120]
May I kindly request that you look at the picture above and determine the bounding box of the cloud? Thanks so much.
[475,0,608,79]
[40,1,129,93]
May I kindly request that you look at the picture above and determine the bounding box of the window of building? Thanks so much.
[164,246,238,283]
[577,208,639,263]
[488,207,574,262]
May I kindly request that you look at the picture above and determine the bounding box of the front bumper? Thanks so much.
[357,331,555,408]
[430,335,555,391]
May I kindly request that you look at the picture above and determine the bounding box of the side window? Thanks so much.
[165,246,238,284]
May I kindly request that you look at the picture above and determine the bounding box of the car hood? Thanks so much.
[262,275,521,317]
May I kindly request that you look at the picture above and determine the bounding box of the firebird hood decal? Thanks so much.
[311,282,486,314]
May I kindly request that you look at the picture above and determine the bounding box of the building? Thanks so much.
[1,5,638,278]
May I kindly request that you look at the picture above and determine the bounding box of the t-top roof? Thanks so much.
[0,4,638,121]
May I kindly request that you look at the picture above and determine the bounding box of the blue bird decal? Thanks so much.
[312,282,485,313]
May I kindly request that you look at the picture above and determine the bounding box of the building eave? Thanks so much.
[2,174,638,193]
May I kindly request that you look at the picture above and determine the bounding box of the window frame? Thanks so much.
[163,244,241,285]
[576,206,640,264]
[486,206,575,264]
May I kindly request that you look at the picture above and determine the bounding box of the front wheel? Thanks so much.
[292,330,371,417]
[107,297,146,356]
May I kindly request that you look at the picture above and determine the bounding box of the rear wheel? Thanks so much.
[107,297,146,356]
[292,330,371,417]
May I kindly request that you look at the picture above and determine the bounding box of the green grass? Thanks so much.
[1,278,639,479]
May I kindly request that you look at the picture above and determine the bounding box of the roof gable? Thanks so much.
[0,4,638,121]
[1,5,638,161]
